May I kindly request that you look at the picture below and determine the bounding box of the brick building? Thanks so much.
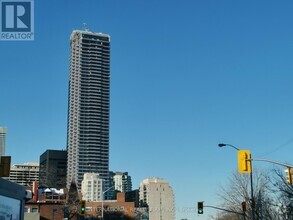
[85,193,135,219]
[25,192,135,220]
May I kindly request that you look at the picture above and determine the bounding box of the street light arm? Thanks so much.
[204,205,246,217]
[218,143,240,151]
[103,185,115,194]
[250,158,293,168]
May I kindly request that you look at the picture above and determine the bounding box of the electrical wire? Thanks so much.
[257,138,293,158]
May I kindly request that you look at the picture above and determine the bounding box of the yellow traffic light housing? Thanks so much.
[238,150,251,174]
[80,200,86,215]
[285,168,293,184]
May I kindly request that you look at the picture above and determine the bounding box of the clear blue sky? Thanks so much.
[1,0,293,219]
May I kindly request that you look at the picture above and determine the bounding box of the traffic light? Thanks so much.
[285,168,293,184]
[197,202,203,214]
[241,201,246,212]
[237,150,251,174]
[80,200,86,215]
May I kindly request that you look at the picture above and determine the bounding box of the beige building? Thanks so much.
[139,178,175,220]
[7,162,39,187]
[81,173,103,202]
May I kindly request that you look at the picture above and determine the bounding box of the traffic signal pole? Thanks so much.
[249,155,255,220]
[219,144,255,220]
[219,143,293,220]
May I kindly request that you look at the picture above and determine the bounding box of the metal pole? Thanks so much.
[251,158,293,168]
[218,144,254,219]
[101,184,115,220]
[52,202,55,220]
[102,194,104,220]
[51,190,55,220]
[204,205,246,217]
[250,155,255,220]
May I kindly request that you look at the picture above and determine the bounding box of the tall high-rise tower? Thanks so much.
[66,30,110,189]
[0,127,7,157]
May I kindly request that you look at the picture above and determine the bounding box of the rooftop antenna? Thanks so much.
[83,23,89,32]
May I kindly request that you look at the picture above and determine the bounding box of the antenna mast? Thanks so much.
[83,23,89,32]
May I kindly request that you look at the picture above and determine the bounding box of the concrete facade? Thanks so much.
[139,178,175,220]
[81,173,103,202]
[7,162,39,187]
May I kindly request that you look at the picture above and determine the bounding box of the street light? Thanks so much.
[218,143,255,220]
[101,184,115,220]
[218,143,240,151]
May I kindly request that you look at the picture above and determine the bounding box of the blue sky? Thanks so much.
[1,0,293,219]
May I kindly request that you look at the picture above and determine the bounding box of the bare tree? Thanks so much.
[65,178,80,220]
[270,168,293,220]
[215,169,280,220]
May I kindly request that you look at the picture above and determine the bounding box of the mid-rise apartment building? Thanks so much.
[8,162,39,187]
[139,178,175,220]
[81,173,103,202]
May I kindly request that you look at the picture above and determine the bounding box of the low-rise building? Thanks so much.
[85,192,135,219]
[25,192,134,220]
[25,202,65,220]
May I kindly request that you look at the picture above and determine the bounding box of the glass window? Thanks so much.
[32,208,38,213]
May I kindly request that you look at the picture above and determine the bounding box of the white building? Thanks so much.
[7,162,39,186]
[139,178,175,220]
[81,173,103,202]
